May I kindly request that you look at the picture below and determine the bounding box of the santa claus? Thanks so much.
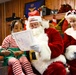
[26,11,67,75]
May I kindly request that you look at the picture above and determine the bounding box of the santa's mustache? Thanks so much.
[31,26,44,36]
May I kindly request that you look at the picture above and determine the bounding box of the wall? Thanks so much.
[0,0,36,45]
[0,5,2,45]
[45,0,76,9]
[0,0,76,45]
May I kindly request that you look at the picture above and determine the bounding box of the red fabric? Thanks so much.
[63,33,76,75]
[7,28,65,75]
[28,10,40,16]
[24,24,26,30]
[8,66,13,75]
[43,62,66,75]
[62,19,68,32]
[63,33,76,49]
[45,28,64,58]
[8,62,67,75]
[51,21,57,26]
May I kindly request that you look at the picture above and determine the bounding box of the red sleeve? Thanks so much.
[63,33,71,50]
[45,28,64,58]
[2,35,10,48]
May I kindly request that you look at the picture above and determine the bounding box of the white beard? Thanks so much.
[32,26,44,36]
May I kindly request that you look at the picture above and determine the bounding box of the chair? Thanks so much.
[0,56,8,75]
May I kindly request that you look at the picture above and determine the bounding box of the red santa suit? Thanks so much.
[26,16,67,75]
[64,27,76,75]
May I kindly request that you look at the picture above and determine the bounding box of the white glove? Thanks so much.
[30,45,40,52]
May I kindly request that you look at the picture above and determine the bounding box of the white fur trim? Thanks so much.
[33,32,51,61]
[65,27,76,39]
[51,55,66,64]
[41,19,49,29]
[27,16,49,29]
[65,45,76,60]
[28,16,42,23]
[31,54,48,74]
[40,42,51,61]
[65,11,71,19]
[31,54,66,74]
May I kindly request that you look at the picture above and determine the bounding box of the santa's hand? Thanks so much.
[30,45,40,52]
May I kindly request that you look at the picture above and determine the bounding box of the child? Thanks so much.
[1,20,36,75]
[64,10,76,75]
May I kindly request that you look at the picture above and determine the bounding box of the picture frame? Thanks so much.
[24,0,45,18]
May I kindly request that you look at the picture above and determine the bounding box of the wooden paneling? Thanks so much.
[0,0,76,45]
[0,5,2,45]
[2,0,36,39]
[43,13,65,20]
[45,0,75,9]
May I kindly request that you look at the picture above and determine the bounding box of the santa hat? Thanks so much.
[27,10,49,29]
[65,10,76,23]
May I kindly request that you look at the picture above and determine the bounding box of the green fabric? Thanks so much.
[0,48,27,66]
[0,48,5,56]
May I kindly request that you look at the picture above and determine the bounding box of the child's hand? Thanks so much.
[20,51,24,54]
[1,50,10,56]
[14,51,24,57]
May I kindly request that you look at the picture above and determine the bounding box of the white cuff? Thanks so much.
[65,45,76,60]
